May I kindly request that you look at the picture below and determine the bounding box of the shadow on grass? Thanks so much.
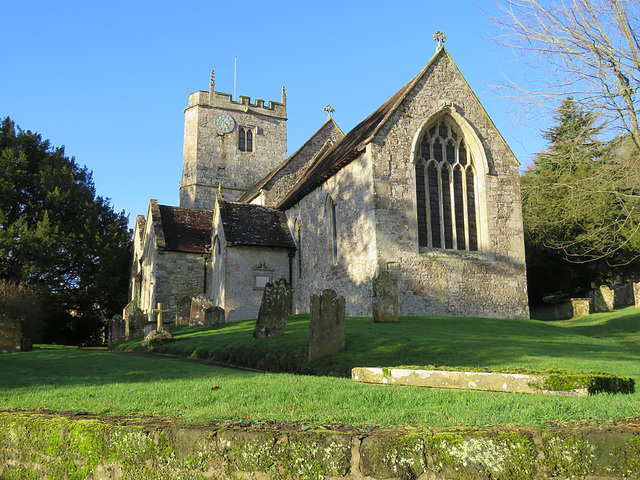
[112,309,640,378]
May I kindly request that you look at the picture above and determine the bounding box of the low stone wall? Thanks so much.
[1,412,640,479]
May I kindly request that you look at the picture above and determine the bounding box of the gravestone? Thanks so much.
[594,285,615,312]
[634,282,640,308]
[0,314,21,354]
[253,279,293,339]
[190,294,214,327]
[108,314,125,347]
[205,306,225,327]
[554,298,590,319]
[372,271,398,323]
[126,308,146,340]
[309,289,345,361]
[613,284,633,306]
[176,296,192,326]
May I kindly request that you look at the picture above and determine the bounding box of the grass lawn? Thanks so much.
[1,307,639,430]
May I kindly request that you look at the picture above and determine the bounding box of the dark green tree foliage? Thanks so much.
[0,117,132,344]
[523,100,640,304]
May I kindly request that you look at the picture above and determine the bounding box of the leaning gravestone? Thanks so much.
[205,306,225,327]
[176,296,192,326]
[372,271,398,323]
[126,308,146,340]
[0,314,21,354]
[634,282,640,308]
[190,294,214,327]
[108,314,125,347]
[309,289,345,361]
[594,285,615,312]
[253,279,293,339]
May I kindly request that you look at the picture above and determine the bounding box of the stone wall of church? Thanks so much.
[180,91,287,208]
[369,51,529,319]
[221,246,292,322]
[285,153,377,316]
[150,250,206,324]
[262,121,344,207]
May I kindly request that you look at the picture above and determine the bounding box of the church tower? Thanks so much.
[179,70,287,208]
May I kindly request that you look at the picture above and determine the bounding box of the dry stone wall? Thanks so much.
[3,412,640,479]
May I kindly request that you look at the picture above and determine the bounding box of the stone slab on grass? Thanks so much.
[352,367,634,396]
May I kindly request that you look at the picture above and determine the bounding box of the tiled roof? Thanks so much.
[238,118,344,204]
[275,48,445,211]
[158,205,213,253]
[218,201,295,249]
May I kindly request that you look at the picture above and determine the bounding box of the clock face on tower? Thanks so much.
[214,113,235,134]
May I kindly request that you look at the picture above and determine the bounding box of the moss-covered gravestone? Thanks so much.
[125,308,146,340]
[190,294,214,327]
[372,271,398,323]
[309,289,345,360]
[0,314,21,354]
[594,285,615,312]
[205,306,225,327]
[253,279,292,339]
[108,314,125,347]
[176,296,191,326]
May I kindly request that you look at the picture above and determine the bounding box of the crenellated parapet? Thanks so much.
[187,90,286,119]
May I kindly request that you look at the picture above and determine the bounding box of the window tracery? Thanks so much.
[416,117,478,251]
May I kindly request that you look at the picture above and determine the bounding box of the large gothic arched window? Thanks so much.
[415,117,478,251]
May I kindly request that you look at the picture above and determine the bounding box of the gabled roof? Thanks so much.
[275,50,442,211]
[157,205,213,254]
[238,117,344,204]
[218,201,295,249]
[276,46,518,211]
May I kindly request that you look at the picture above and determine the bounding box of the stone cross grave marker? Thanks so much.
[253,278,293,339]
[151,303,169,331]
[309,289,345,361]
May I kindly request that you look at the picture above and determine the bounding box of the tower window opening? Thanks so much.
[239,126,254,152]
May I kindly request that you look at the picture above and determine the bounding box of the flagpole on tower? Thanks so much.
[234,56,237,101]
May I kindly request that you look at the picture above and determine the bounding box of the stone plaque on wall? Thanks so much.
[309,289,345,361]
[372,271,398,323]
[253,279,293,339]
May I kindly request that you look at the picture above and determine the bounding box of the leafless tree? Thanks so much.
[493,0,639,149]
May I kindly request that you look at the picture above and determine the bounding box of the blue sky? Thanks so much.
[1,0,547,224]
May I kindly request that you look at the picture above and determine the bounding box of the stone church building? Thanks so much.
[127,41,529,325]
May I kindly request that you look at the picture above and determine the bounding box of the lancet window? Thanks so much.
[238,127,253,152]
[415,117,478,251]
[326,196,338,264]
